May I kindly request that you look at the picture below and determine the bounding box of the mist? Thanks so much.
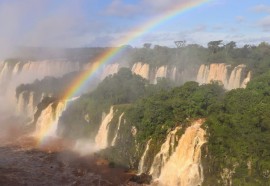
[0,0,92,58]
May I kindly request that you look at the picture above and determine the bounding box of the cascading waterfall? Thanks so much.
[138,139,152,175]
[170,67,177,81]
[149,127,181,179]
[26,92,35,118]
[100,63,120,80]
[12,62,21,75]
[16,91,41,118]
[16,91,26,115]
[196,63,251,90]
[111,113,124,146]
[154,119,206,186]
[95,107,114,149]
[241,71,251,88]
[227,64,246,90]
[132,62,150,80]
[154,66,168,84]
[0,62,11,84]
[34,101,66,139]
[0,60,81,107]
[132,63,179,83]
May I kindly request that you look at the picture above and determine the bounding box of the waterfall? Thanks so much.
[132,62,150,80]
[26,92,35,118]
[196,63,251,90]
[227,64,246,90]
[207,64,229,87]
[149,127,181,179]
[100,63,120,80]
[16,91,39,119]
[16,91,26,115]
[154,66,167,84]
[196,64,208,85]
[34,101,66,139]
[111,112,124,146]
[197,63,230,86]
[241,71,251,88]
[1,60,81,108]
[0,62,11,84]
[12,62,21,75]
[170,67,177,81]
[138,139,152,175]
[154,119,206,186]
[95,107,114,149]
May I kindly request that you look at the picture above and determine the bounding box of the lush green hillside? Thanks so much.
[58,68,173,139]
[57,64,270,184]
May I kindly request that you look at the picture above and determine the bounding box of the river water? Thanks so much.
[0,115,136,186]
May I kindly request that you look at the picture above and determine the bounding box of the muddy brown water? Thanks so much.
[0,114,143,186]
[0,136,135,186]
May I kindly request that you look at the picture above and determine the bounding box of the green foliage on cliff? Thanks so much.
[203,71,270,185]
[127,81,224,143]
[15,71,92,99]
[59,68,165,139]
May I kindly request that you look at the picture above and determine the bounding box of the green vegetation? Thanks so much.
[16,71,88,99]
[59,68,177,139]
[15,41,270,184]
[126,81,224,143]
[203,71,270,185]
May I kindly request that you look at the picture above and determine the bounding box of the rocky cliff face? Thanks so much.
[197,63,251,90]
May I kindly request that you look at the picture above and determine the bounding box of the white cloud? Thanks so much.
[105,0,138,17]
[236,16,245,23]
[0,0,105,57]
[252,4,270,13]
[258,15,270,31]
[105,0,209,16]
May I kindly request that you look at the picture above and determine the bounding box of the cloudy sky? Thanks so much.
[0,0,270,52]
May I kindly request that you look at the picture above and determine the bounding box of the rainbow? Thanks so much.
[37,0,212,144]
[62,0,211,100]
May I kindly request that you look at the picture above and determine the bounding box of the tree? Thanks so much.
[225,41,236,50]
[174,40,186,48]
[143,43,152,49]
[207,40,224,54]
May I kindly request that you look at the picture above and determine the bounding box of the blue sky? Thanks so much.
[0,0,270,52]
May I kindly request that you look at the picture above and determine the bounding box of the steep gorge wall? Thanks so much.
[197,63,251,90]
